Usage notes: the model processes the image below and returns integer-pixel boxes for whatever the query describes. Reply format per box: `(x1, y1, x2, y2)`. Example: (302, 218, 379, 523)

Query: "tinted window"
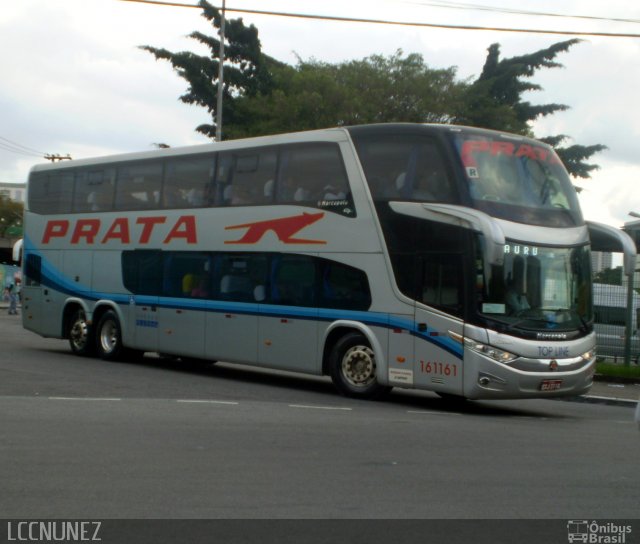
(376, 205, 471, 319)
(321, 260, 371, 310)
(162, 252, 212, 298)
(115, 162, 162, 210)
(354, 134, 456, 203)
(453, 133, 583, 227)
(120, 251, 372, 312)
(276, 143, 353, 215)
(122, 250, 162, 296)
(24, 254, 41, 286)
(420, 254, 463, 314)
(270, 255, 317, 307)
(219, 148, 277, 206)
(28, 172, 74, 215)
(217, 253, 268, 302)
(74, 169, 116, 213)
(163, 156, 215, 208)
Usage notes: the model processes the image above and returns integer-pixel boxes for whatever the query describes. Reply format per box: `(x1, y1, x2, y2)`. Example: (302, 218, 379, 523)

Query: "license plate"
(540, 379, 563, 391)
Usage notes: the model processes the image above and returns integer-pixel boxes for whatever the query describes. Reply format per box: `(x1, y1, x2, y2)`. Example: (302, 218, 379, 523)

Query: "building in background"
(623, 217, 640, 291)
(591, 251, 613, 275)
(0, 182, 26, 203)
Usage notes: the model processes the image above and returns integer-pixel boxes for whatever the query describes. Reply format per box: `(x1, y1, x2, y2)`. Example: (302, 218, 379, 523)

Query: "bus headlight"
(580, 350, 595, 362)
(464, 338, 517, 363)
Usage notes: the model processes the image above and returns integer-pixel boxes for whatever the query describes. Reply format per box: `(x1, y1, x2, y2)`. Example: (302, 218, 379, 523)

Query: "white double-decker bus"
(22, 124, 636, 400)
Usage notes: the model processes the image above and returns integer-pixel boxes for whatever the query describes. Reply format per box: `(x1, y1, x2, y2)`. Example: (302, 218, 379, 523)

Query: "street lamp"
(629, 211, 640, 219)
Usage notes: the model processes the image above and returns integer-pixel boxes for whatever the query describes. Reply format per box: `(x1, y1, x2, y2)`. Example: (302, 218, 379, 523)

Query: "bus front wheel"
(96, 310, 125, 361)
(329, 332, 390, 400)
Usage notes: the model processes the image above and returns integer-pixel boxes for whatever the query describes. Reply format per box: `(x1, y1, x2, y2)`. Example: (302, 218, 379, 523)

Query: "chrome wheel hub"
(342, 345, 376, 387)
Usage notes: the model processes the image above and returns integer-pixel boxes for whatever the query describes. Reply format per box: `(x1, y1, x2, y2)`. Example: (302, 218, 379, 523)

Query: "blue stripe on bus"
(22, 242, 463, 359)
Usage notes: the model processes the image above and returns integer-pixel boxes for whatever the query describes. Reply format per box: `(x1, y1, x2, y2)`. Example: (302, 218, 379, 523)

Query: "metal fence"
(592, 252, 639, 364)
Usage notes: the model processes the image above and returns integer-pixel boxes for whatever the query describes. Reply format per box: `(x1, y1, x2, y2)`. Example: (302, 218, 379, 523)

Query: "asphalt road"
(1, 312, 638, 520)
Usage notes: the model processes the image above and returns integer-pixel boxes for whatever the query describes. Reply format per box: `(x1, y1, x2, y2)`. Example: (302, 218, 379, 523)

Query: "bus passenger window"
(421, 255, 462, 314)
(74, 169, 115, 213)
(162, 252, 211, 299)
(226, 149, 278, 206)
(353, 134, 456, 204)
(163, 156, 215, 209)
(115, 162, 162, 210)
(28, 173, 73, 215)
(321, 261, 371, 311)
(216, 254, 268, 302)
(270, 256, 317, 307)
(276, 143, 352, 214)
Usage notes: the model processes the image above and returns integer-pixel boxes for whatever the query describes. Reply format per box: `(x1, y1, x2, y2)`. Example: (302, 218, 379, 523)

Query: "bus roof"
(29, 123, 552, 176)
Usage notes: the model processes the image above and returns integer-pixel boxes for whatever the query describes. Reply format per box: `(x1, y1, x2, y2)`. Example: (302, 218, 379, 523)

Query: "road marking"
(288, 404, 352, 411)
(48, 397, 122, 401)
(176, 399, 239, 405)
(407, 410, 462, 416)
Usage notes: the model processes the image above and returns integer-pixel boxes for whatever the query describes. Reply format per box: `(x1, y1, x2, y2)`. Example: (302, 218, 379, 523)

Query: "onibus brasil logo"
(567, 520, 633, 543)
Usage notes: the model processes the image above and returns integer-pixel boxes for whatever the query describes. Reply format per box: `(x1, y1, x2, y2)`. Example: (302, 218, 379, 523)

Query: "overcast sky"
(1, 0, 638, 228)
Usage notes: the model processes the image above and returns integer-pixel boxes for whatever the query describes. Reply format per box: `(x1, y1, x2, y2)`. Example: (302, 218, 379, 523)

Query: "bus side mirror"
(586, 221, 637, 277)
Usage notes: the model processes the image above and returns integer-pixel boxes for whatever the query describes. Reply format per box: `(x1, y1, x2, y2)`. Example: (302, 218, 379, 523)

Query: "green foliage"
(141, 4, 605, 178)
(454, 39, 605, 178)
(594, 267, 623, 286)
(139, 0, 277, 139)
(457, 40, 580, 132)
(595, 362, 640, 379)
(227, 51, 465, 139)
(540, 135, 608, 179)
(0, 196, 23, 238)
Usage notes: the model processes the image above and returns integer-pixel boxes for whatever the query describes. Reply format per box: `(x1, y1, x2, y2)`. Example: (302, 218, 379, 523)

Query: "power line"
(404, 1, 640, 26)
(117, 0, 640, 38)
(0, 136, 45, 158)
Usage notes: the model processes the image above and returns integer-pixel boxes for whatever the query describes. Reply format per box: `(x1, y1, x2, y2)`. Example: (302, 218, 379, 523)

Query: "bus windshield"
(454, 133, 583, 227)
(477, 243, 592, 332)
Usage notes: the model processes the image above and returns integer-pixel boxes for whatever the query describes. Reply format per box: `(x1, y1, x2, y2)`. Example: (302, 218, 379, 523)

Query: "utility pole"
(215, 0, 226, 142)
(44, 154, 72, 162)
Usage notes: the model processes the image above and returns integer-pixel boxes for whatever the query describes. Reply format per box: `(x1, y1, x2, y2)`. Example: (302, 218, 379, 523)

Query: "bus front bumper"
(463, 351, 596, 400)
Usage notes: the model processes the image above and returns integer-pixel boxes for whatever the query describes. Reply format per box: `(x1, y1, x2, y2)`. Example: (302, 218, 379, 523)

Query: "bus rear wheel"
(329, 332, 390, 399)
(96, 310, 126, 361)
(68, 309, 95, 357)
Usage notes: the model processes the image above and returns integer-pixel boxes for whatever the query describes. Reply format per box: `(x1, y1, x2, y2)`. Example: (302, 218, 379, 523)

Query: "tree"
(0, 196, 23, 239)
(594, 267, 623, 286)
(143, 5, 604, 178)
(226, 51, 466, 139)
(140, 0, 277, 140)
(456, 40, 605, 178)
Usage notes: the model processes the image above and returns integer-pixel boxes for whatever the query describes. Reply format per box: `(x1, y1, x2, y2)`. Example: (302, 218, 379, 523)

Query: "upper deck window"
(353, 134, 457, 203)
(28, 142, 354, 217)
(454, 133, 583, 227)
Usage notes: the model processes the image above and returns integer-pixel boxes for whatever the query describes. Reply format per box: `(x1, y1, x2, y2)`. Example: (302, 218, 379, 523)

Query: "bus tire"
(329, 332, 390, 400)
(95, 310, 126, 361)
(68, 309, 96, 357)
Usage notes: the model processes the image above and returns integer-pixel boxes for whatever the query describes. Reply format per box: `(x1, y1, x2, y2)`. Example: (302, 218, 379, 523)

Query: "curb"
(559, 394, 638, 408)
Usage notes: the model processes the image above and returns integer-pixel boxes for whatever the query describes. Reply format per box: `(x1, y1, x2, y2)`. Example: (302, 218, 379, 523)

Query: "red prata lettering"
(163, 215, 197, 244)
(462, 139, 562, 165)
(41, 215, 197, 245)
(101, 217, 131, 244)
(71, 219, 101, 244)
(136, 216, 167, 244)
(42, 220, 69, 243)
